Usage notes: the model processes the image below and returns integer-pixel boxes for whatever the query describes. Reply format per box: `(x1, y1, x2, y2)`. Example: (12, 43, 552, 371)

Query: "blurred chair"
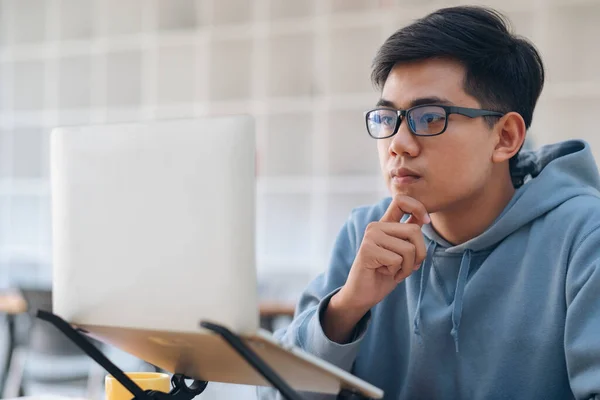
(2, 286, 104, 399)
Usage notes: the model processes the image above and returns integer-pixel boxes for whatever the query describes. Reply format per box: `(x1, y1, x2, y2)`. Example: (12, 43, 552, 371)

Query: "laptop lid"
(51, 116, 259, 335)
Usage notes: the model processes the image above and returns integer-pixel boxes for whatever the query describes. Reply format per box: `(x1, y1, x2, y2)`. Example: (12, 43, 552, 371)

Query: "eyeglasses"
(365, 104, 504, 139)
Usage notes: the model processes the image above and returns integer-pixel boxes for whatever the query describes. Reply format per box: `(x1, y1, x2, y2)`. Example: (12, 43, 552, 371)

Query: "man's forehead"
(376, 96, 454, 109)
(381, 60, 468, 108)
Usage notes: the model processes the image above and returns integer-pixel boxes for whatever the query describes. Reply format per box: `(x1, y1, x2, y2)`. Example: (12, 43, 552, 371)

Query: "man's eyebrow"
(375, 99, 396, 108)
(375, 97, 454, 109)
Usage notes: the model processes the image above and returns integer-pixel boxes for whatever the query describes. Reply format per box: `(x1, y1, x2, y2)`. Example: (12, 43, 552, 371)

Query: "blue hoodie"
(258, 140, 600, 400)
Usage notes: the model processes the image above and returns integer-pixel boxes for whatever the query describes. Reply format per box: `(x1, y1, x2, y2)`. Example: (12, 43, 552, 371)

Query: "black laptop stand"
(35, 310, 373, 400)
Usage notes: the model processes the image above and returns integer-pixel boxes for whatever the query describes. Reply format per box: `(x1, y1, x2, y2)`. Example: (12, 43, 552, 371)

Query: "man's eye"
(381, 116, 395, 126)
(421, 113, 445, 124)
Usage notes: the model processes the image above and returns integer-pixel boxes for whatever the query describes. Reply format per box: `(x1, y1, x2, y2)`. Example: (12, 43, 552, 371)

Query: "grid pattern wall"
(0, 0, 599, 291)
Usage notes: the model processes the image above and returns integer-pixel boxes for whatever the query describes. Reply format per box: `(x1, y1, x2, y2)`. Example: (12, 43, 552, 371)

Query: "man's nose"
(388, 122, 420, 158)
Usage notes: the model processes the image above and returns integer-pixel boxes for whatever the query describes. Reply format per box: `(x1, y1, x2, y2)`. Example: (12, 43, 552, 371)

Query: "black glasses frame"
(365, 104, 505, 139)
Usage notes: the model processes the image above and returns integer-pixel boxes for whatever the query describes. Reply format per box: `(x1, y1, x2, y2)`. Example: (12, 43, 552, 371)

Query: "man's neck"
(429, 174, 516, 246)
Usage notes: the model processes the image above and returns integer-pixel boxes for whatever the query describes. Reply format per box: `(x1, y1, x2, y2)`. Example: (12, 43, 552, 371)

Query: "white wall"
(0, 0, 598, 293)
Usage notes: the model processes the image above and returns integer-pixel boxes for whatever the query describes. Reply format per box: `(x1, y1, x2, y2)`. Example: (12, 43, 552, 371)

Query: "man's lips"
(390, 168, 421, 185)
(392, 175, 420, 184)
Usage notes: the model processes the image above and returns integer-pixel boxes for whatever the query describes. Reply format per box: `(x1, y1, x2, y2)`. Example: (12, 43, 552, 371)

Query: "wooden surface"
(0, 292, 27, 315)
(0, 291, 295, 318)
(258, 301, 296, 317)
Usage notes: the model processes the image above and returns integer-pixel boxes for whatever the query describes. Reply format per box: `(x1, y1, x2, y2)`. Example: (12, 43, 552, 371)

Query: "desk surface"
(0, 291, 295, 318)
(257, 301, 296, 317)
(0, 292, 27, 315)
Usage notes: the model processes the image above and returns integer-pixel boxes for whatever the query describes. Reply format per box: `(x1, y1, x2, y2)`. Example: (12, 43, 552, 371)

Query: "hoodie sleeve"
(256, 212, 372, 400)
(564, 226, 600, 400)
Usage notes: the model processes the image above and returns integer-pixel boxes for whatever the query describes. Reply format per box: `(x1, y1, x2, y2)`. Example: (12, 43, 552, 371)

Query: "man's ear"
(492, 112, 527, 163)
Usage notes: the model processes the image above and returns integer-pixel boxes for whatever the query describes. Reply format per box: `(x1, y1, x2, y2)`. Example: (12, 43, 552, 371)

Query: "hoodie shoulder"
(551, 194, 600, 242)
(551, 193, 600, 219)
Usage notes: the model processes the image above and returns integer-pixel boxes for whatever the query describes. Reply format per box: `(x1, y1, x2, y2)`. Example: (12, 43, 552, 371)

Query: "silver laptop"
(50, 116, 383, 399)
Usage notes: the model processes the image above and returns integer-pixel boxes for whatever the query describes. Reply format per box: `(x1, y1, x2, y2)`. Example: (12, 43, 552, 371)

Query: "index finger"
(380, 195, 430, 226)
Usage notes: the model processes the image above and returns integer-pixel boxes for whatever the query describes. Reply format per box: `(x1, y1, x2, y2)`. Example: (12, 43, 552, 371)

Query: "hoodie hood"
(415, 139, 600, 351)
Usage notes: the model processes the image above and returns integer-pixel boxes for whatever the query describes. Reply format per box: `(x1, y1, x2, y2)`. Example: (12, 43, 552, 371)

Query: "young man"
(260, 6, 600, 400)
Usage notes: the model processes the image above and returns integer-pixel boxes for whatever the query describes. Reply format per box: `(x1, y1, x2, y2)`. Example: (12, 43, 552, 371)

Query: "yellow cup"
(105, 372, 171, 400)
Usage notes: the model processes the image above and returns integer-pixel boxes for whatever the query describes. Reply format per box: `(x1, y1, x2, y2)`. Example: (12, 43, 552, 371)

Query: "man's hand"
(323, 195, 429, 343)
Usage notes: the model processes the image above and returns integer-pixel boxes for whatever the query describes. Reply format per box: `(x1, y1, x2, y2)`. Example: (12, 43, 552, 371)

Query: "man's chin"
(389, 186, 417, 199)
(388, 187, 432, 211)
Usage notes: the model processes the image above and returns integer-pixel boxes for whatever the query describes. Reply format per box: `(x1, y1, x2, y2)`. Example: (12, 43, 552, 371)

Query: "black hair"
(371, 6, 545, 131)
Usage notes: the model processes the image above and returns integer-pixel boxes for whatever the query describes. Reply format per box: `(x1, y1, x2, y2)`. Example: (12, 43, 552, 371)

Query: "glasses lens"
(407, 106, 447, 135)
(366, 109, 398, 138)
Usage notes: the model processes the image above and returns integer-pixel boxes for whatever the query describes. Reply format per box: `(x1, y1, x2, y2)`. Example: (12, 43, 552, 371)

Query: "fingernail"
(424, 213, 431, 224)
(415, 263, 421, 270)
